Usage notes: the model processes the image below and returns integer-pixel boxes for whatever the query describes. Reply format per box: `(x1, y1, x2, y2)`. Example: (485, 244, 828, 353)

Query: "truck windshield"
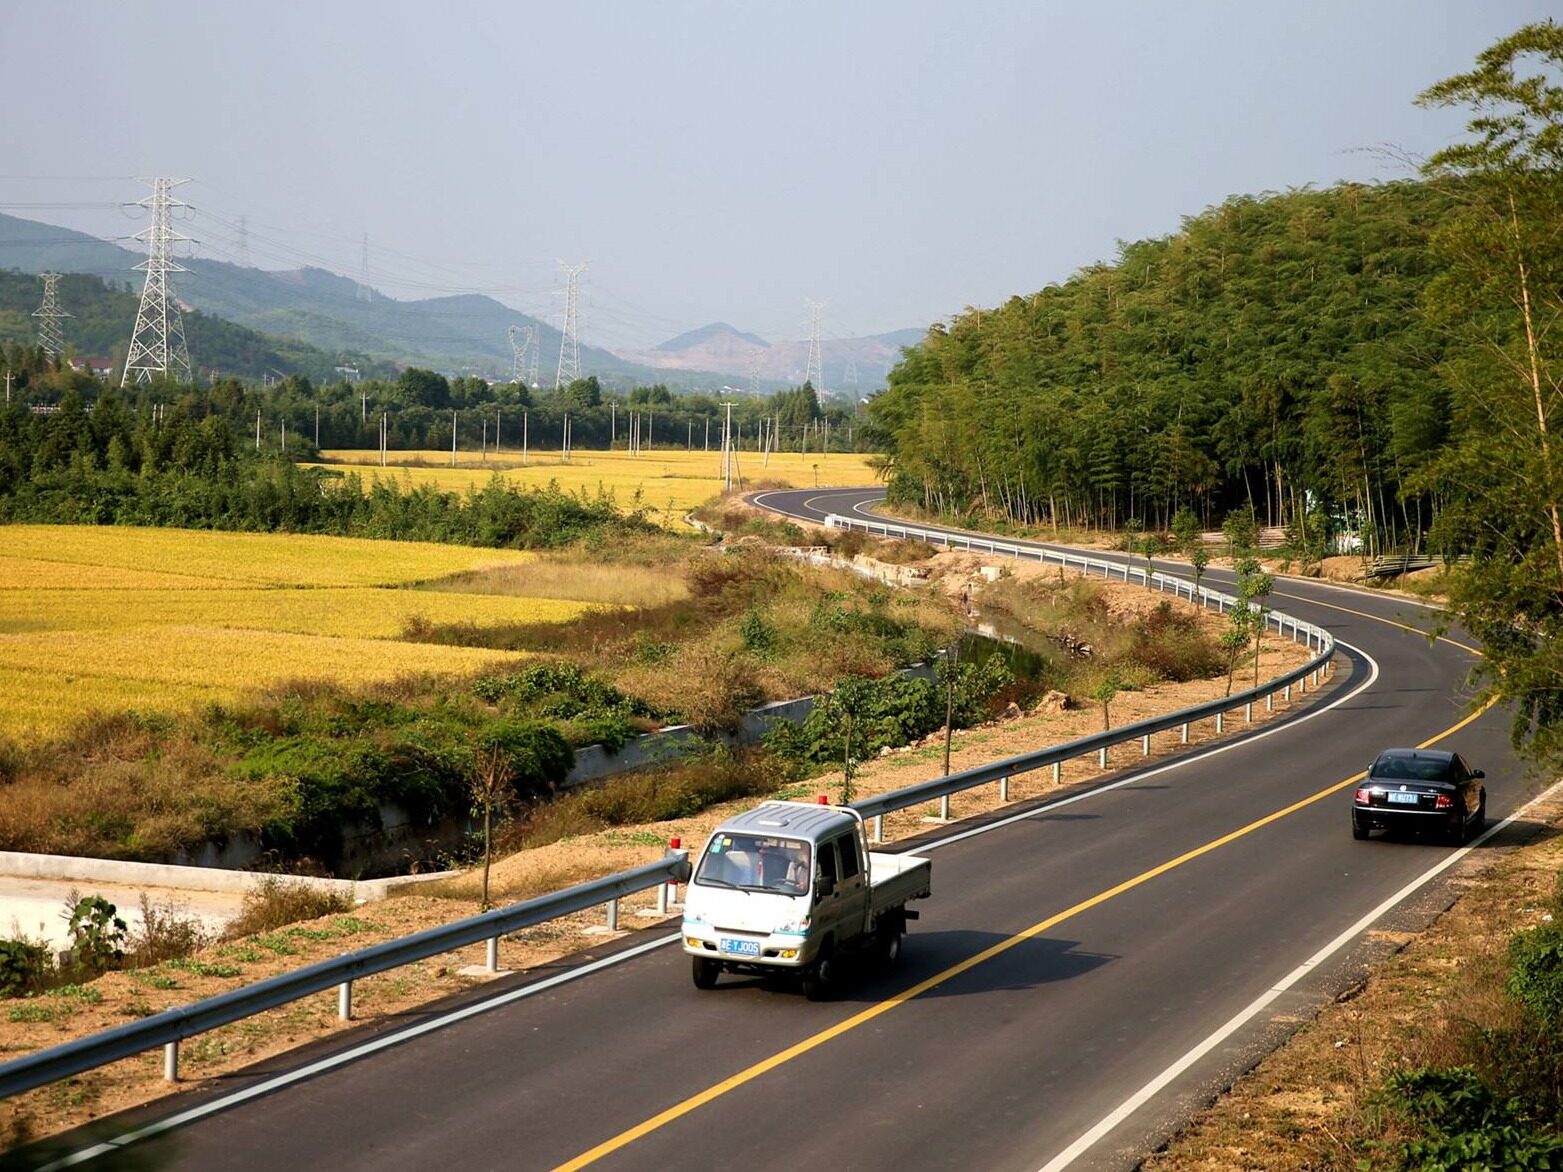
(695, 833, 811, 894)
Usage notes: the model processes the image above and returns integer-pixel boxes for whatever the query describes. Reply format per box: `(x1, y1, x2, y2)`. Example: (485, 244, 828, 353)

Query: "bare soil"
(0, 560, 1317, 1152)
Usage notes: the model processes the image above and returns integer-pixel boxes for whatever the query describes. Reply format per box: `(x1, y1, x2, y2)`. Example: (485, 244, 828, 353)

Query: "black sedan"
(1352, 749, 1486, 843)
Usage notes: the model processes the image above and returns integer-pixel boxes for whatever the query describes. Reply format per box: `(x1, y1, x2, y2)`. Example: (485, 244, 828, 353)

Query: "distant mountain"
(0, 269, 394, 384)
(0, 213, 715, 388)
(656, 322, 769, 352)
(622, 321, 925, 395)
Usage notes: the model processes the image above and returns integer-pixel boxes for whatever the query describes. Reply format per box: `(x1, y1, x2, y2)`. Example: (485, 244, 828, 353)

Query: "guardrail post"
(1180, 722, 1189, 744)
(1266, 691, 1274, 712)
(1215, 712, 1224, 734)
(872, 814, 884, 843)
(939, 794, 951, 821)
(999, 772, 1010, 801)
(1244, 702, 1252, 723)
(1284, 683, 1291, 702)
(338, 980, 352, 1020)
(606, 898, 619, 932)
(1052, 761, 1061, 784)
(1097, 746, 1107, 768)
(486, 936, 499, 974)
(1141, 734, 1150, 756)
(163, 1041, 178, 1083)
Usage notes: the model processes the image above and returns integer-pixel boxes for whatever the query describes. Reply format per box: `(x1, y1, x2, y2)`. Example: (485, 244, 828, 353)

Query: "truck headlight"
(775, 916, 811, 935)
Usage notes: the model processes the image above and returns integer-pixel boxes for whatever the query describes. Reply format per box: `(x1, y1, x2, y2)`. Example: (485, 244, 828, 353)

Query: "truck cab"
(681, 800, 931, 999)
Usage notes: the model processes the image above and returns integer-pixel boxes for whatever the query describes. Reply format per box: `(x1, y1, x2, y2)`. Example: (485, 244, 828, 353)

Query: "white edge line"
(36, 933, 682, 1171)
(1035, 776, 1563, 1172)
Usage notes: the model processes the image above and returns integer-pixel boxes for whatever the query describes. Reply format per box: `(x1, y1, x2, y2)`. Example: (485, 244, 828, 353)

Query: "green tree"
(1419, 20, 1563, 763)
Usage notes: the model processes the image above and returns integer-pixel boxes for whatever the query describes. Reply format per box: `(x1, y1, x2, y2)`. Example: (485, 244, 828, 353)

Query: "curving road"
(14, 489, 1548, 1172)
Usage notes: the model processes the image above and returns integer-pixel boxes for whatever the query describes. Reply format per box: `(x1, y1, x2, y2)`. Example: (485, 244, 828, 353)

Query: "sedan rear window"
(1373, 756, 1451, 782)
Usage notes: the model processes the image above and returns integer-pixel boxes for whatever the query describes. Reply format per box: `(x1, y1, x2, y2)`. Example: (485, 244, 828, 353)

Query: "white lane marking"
(35, 934, 682, 1171)
(918, 640, 1379, 853)
(1034, 777, 1563, 1172)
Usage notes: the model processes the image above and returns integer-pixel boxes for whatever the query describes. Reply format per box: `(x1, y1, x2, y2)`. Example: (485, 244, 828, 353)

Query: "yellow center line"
(1271, 590, 1482, 657)
(555, 694, 1499, 1171)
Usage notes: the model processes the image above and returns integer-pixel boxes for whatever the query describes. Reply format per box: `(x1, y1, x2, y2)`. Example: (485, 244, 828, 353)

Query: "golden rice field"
(0, 526, 601, 739)
(314, 447, 883, 525)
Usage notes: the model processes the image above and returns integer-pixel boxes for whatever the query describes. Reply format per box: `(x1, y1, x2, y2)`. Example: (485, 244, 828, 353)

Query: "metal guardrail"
(0, 852, 690, 1101)
(823, 512, 1337, 837)
(0, 514, 1338, 1106)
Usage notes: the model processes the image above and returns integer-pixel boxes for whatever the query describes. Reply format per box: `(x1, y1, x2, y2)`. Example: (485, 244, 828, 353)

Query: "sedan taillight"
(1355, 788, 1372, 803)
(1435, 795, 1454, 810)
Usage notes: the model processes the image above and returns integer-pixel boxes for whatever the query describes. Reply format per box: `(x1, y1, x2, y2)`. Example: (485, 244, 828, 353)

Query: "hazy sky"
(2, 1, 1553, 350)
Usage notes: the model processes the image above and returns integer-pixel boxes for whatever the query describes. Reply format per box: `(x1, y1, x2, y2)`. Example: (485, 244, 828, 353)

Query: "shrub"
(66, 895, 127, 977)
(0, 940, 53, 998)
(224, 877, 354, 939)
(127, 894, 210, 967)
(1508, 921, 1563, 1030)
(1375, 1066, 1563, 1170)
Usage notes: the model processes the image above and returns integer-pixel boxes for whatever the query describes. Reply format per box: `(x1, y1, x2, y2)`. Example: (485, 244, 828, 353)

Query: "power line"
(122, 178, 193, 387)
(32, 272, 71, 358)
(358, 232, 371, 302)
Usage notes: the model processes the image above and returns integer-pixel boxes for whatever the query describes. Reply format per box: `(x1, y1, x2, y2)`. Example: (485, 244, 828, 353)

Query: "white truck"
(681, 800, 932, 999)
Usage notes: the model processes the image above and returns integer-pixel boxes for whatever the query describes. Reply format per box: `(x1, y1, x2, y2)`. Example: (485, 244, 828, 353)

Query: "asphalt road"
(13, 489, 1548, 1172)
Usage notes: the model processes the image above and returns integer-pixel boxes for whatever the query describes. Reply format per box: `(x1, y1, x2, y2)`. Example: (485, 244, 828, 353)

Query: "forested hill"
(0, 270, 392, 384)
(869, 180, 1456, 545)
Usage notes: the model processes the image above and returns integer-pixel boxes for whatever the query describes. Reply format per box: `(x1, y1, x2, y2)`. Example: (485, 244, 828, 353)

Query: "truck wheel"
(692, 957, 720, 990)
(877, 925, 903, 968)
(803, 943, 838, 1001)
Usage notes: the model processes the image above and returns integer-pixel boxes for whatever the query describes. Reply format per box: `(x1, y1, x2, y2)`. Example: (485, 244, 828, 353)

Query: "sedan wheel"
(1351, 813, 1369, 841)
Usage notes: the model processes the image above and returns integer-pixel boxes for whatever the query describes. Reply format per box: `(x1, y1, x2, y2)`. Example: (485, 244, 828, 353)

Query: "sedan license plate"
(720, 938, 761, 958)
(1387, 791, 1421, 805)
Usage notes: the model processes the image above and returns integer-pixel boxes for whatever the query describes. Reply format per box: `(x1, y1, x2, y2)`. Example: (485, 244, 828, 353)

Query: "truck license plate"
(720, 938, 760, 957)
(1387, 792, 1420, 805)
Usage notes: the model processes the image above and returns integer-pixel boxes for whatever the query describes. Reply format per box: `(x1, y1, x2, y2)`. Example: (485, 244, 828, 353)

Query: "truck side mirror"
(1472, 769, 1485, 779)
(816, 876, 835, 900)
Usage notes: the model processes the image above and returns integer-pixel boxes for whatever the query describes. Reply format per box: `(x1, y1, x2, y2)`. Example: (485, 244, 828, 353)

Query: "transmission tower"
(747, 350, 762, 397)
(554, 261, 586, 390)
(32, 273, 71, 359)
(357, 233, 372, 302)
(507, 324, 536, 383)
(803, 298, 825, 392)
(122, 177, 193, 386)
(843, 360, 860, 400)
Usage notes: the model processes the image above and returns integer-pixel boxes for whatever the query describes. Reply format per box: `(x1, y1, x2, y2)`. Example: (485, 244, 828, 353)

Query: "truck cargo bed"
(867, 851, 931, 914)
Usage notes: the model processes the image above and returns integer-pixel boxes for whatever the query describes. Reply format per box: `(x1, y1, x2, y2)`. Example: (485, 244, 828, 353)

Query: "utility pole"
(32, 273, 71, 359)
(122, 178, 193, 386)
(803, 298, 826, 394)
(4, 371, 12, 404)
(361, 391, 367, 423)
(687, 419, 692, 451)
(704, 416, 710, 452)
(451, 410, 458, 466)
(315, 404, 320, 447)
(358, 233, 372, 302)
(554, 261, 586, 390)
(255, 409, 261, 451)
(522, 409, 528, 465)
(721, 401, 736, 492)
(610, 402, 616, 448)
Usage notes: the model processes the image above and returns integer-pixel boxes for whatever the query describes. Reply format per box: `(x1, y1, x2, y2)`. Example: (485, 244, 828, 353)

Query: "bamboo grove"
(868, 179, 1457, 552)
